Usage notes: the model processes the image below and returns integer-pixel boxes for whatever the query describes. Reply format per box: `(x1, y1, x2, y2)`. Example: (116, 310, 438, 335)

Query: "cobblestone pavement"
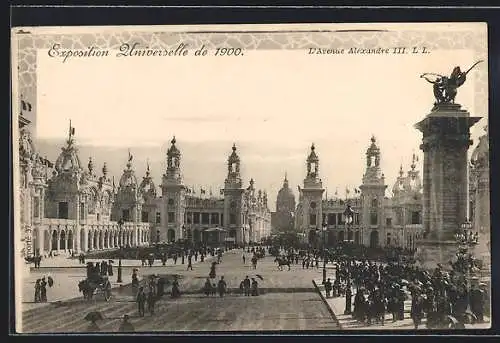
(19, 251, 339, 332)
(21, 292, 336, 333)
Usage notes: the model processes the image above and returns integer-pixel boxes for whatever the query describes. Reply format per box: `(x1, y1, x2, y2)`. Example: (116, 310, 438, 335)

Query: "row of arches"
(31, 227, 150, 255)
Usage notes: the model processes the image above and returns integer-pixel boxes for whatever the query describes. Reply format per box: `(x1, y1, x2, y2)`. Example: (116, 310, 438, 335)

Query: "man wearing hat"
(136, 287, 147, 317)
(470, 283, 485, 323)
(410, 287, 424, 329)
(107, 260, 114, 276)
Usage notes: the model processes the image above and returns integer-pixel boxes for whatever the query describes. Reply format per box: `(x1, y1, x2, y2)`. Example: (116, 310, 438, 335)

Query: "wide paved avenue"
(20, 250, 339, 332)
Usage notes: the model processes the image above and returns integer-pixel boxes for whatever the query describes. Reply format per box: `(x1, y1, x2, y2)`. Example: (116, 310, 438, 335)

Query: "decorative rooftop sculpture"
(420, 60, 483, 105)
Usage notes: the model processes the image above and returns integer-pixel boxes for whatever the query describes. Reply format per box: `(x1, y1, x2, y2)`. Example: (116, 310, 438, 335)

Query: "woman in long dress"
(34, 279, 41, 303)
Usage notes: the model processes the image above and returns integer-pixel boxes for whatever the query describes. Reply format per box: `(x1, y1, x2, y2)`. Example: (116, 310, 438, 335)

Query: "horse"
(78, 280, 94, 300)
(274, 257, 291, 271)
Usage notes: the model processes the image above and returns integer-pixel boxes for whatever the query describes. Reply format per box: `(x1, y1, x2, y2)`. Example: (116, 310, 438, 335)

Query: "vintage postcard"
(11, 22, 490, 333)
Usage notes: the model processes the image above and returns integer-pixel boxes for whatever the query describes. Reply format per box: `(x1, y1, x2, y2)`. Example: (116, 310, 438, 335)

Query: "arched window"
(371, 198, 378, 208)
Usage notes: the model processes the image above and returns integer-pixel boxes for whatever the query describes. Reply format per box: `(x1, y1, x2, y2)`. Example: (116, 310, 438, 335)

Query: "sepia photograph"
(11, 22, 490, 333)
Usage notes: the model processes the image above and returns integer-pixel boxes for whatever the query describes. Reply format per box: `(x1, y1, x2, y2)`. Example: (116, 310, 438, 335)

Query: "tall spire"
(67, 119, 76, 145)
(88, 157, 94, 174)
(127, 149, 133, 169)
(411, 152, 418, 171)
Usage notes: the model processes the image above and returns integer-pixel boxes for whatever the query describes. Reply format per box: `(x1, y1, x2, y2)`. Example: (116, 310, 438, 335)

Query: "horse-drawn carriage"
(78, 275, 112, 301)
(254, 250, 265, 259)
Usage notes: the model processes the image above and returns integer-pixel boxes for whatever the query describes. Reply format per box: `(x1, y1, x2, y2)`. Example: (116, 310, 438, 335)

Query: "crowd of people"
(85, 260, 114, 280)
(323, 258, 488, 329)
(33, 276, 53, 303)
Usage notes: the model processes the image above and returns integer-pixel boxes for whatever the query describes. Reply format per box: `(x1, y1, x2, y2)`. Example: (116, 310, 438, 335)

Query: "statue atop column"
(420, 60, 483, 105)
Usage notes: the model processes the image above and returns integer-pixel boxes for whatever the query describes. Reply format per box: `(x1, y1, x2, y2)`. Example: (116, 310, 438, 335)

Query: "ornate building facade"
(19, 120, 151, 258)
(141, 140, 272, 245)
(469, 125, 490, 270)
(18, 123, 272, 258)
(295, 137, 424, 250)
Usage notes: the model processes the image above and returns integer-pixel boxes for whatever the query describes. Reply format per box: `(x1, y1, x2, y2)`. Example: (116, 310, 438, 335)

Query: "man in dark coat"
(470, 284, 485, 323)
(136, 287, 146, 317)
(40, 277, 47, 302)
(217, 276, 227, 298)
(243, 276, 251, 296)
(345, 282, 352, 315)
(147, 290, 156, 315)
(107, 261, 114, 276)
(324, 278, 333, 298)
(157, 277, 165, 297)
(411, 291, 424, 329)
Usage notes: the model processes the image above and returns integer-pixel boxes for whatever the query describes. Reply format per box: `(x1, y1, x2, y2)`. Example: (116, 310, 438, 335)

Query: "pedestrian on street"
(136, 287, 146, 317)
(157, 277, 165, 297)
(411, 291, 424, 329)
(470, 284, 485, 323)
(40, 277, 47, 302)
(251, 278, 259, 296)
(242, 254, 246, 264)
(147, 290, 156, 315)
(217, 276, 227, 298)
(34, 279, 41, 303)
(187, 256, 193, 271)
(243, 276, 251, 296)
(344, 282, 352, 315)
(107, 260, 114, 276)
(204, 278, 212, 296)
(118, 314, 135, 332)
(132, 269, 140, 297)
(324, 278, 332, 298)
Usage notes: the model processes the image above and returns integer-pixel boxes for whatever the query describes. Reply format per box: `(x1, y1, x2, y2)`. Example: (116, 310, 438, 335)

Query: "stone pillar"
(74, 227, 80, 253)
(80, 227, 89, 252)
(415, 103, 480, 268)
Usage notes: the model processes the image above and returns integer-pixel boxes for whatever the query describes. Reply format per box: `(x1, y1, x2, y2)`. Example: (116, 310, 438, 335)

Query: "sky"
(32, 46, 487, 211)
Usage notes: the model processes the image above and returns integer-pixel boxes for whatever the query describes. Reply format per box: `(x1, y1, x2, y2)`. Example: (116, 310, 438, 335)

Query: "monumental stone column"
(415, 63, 482, 268)
(415, 103, 480, 268)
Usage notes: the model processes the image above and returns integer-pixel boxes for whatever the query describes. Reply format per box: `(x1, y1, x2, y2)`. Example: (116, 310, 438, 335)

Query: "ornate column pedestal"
(415, 240, 457, 270)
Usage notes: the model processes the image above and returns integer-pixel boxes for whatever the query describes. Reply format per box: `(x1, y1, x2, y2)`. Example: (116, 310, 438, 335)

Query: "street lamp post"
(181, 225, 186, 264)
(117, 218, 124, 283)
(344, 205, 354, 244)
(322, 220, 327, 284)
(453, 219, 480, 324)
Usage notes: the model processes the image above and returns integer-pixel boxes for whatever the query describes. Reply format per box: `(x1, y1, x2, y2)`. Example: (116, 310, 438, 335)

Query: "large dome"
(277, 184, 295, 203)
(276, 174, 295, 212)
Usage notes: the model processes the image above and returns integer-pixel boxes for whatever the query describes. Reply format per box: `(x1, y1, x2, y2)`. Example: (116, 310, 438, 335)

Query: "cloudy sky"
(31, 44, 487, 211)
